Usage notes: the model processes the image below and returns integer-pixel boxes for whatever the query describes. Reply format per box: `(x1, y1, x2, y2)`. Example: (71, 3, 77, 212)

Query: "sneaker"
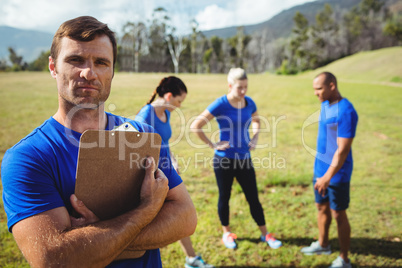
(260, 233, 282, 249)
(328, 256, 351, 268)
(185, 255, 214, 268)
(222, 232, 237, 249)
(301, 240, 332, 255)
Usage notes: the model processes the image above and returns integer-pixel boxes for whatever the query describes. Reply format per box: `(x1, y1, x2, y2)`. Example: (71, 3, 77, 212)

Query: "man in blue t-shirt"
(301, 72, 358, 268)
(1, 16, 196, 268)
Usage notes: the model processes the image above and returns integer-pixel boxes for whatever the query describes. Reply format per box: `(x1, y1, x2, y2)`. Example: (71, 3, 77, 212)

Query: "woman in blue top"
(136, 76, 214, 268)
(191, 68, 282, 250)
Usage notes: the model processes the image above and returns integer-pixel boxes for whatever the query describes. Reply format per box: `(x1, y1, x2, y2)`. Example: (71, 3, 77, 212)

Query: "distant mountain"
(1, 0, 400, 64)
(0, 26, 53, 63)
(200, 0, 361, 39)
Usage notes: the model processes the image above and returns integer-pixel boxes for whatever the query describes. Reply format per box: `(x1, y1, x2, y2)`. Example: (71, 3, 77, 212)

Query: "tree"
(0, 59, 7, 71)
(28, 50, 50, 71)
(148, 7, 186, 73)
(287, 12, 312, 72)
(190, 19, 203, 73)
(384, 15, 402, 43)
(166, 34, 186, 74)
(342, 0, 389, 53)
(8, 47, 27, 71)
(203, 48, 213, 73)
(121, 22, 148, 72)
(147, 7, 171, 71)
(312, 4, 339, 66)
(227, 27, 251, 68)
(210, 36, 224, 72)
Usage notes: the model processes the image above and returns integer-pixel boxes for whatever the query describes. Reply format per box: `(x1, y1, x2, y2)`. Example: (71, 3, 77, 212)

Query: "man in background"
(301, 72, 358, 268)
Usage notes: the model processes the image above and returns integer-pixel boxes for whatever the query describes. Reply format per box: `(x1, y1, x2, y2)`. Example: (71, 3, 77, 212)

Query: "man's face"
(313, 74, 332, 103)
(49, 35, 114, 109)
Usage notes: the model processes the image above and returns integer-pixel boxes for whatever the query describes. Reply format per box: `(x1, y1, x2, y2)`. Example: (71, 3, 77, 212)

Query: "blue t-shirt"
(136, 104, 172, 145)
(1, 112, 182, 268)
(207, 95, 257, 159)
(314, 98, 358, 184)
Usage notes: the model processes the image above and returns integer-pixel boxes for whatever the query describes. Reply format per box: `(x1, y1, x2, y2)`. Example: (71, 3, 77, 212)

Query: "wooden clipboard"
(74, 128, 162, 220)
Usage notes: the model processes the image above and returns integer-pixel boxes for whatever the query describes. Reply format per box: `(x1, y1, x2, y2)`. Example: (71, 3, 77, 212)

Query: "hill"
(299, 46, 402, 85)
(200, 0, 361, 39)
(0, 26, 53, 63)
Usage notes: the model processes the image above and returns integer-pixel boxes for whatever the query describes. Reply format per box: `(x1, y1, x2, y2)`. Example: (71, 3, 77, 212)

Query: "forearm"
(195, 129, 214, 148)
(251, 118, 260, 137)
(16, 161, 169, 268)
(16, 205, 157, 268)
(322, 148, 350, 181)
(125, 185, 197, 250)
(190, 111, 215, 149)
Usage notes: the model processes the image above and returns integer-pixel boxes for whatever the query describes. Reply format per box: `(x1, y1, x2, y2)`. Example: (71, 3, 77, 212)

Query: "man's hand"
(314, 177, 330, 197)
(70, 194, 100, 227)
(139, 157, 169, 218)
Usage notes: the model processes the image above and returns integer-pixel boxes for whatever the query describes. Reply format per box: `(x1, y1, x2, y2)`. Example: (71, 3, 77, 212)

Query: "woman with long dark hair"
(136, 76, 214, 268)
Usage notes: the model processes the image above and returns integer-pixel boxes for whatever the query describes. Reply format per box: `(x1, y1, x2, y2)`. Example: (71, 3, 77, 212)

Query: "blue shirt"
(314, 98, 358, 184)
(1, 112, 182, 268)
(136, 104, 172, 145)
(207, 95, 257, 159)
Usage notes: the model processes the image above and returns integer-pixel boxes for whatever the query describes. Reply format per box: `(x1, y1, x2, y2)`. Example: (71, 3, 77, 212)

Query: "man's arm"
(12, 157, 168, 268)
(125, 182, 197, 250)
(69, 154, 197, 253)
(314, 137, 354, 196)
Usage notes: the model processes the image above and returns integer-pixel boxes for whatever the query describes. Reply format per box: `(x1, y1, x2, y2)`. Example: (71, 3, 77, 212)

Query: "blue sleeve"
(338, 109, 358, 138)
(158, 145, 182, 189)
(247, 96, 257, 114)
(135, 105, 152, 125)
(206, 97, 223, 117)
(1, 146, 65, 232)
(129, 120, 182, 189)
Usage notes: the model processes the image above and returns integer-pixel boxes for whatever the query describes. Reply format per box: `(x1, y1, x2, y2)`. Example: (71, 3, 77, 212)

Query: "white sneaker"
(328, 256, 352, 268)
(185, 255, 214, 268)
(301, 240, 331, 255)
(222, 232, 237, 249)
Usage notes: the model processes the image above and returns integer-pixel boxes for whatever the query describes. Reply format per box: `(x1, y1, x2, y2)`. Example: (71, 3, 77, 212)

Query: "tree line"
(1, 0, 401, 74)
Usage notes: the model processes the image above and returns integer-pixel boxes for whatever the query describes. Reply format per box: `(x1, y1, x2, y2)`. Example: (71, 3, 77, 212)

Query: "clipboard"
(74, 127, 162, 220)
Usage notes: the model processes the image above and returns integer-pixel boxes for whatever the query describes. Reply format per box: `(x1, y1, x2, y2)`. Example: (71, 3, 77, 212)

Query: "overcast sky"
(0, 0, 315, 35)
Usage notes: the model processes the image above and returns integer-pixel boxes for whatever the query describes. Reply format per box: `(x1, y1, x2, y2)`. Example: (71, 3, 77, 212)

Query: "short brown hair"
(50, 16, 117, 68)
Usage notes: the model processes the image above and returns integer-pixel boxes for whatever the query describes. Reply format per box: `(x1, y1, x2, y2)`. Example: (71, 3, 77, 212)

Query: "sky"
(0, 0, 315, 35)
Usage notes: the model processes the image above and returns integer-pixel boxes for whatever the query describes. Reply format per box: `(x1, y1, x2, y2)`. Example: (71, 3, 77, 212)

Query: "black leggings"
(213, 155, 266, 227)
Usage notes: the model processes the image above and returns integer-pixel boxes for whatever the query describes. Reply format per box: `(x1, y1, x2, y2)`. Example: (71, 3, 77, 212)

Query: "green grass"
(0, 48, 401, 267)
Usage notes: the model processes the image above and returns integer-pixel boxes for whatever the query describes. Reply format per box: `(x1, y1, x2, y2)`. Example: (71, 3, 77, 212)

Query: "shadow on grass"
(236, 237, 260, 244)
(283, 237, 401, 259)
(217, 267, 284, 268)
(214, 237, 401, 267)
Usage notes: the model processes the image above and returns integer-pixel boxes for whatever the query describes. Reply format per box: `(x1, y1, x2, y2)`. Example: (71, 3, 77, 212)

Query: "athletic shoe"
(222, 232, 237, 249)
(328, 256, 352, 268)
(185, 255, 214, 268)
(260, 233, 282, 249)
(300, 240, 332, 255)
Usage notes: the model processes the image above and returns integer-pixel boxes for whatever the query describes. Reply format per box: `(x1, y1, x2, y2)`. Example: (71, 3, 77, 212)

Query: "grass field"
(0, 47, 401, 267)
